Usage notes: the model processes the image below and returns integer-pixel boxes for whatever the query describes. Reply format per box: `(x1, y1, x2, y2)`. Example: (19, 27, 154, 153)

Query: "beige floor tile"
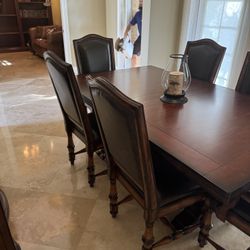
(3, 187, 96, 250)
(17, 241, 65, 250)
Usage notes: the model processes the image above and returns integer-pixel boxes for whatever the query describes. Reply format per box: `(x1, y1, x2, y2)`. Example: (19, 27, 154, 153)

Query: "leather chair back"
(73, 34, 115, 75)
(184, 39, 226, 83)
(236, 52, 250, 94)
(44, 51, 93, 143)
(88, 77, 157, 205)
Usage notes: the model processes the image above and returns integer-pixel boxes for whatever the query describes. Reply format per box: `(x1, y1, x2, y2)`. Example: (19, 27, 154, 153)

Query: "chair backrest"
(43, 51, 93, 143)
(73, 34, 115, 75)
(184, 39, 226, 83)
(235, 52, 250, 94)
(88, 76, 158, 208)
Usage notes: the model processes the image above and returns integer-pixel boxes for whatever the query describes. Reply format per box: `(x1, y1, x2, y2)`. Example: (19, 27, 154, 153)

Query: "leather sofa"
(29, 25, 64, 60)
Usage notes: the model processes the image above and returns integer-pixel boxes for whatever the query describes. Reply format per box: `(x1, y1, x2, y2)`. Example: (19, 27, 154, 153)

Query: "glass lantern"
(160, 54, 191, 104)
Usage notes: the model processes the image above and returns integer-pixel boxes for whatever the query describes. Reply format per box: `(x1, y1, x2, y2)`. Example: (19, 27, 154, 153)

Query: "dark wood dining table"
(77, 65, 250, 208)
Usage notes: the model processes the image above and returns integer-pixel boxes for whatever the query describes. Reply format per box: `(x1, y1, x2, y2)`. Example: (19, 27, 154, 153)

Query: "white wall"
(61, 0, 106, 66)
(147, 0, 183, 69)
(105, 0, 117, 41)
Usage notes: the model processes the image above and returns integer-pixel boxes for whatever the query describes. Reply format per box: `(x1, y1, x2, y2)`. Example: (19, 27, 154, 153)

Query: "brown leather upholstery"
(0, 190, 21, 250)
(88, 76, 204, 249)
(29, 26, 64, 60)
(184, 39, 226, 83)
(73, 34, 115, 75)
(44, 51, 104, 187)
(236, 51, 250, 94)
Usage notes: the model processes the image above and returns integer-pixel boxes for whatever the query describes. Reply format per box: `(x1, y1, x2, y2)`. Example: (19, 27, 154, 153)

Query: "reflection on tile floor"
(0, 52, 249, 249)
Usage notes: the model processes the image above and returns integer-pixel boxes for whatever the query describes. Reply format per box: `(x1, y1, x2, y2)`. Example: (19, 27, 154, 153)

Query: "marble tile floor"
(0, 52, 249, 250)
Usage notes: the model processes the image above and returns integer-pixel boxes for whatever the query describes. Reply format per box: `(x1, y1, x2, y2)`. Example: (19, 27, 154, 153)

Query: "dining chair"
(235, 51, 250, 94)
(198, 192, 250, 250)
(184, 38, 226, 83)
(73, 34, 115, 75)
(88, 76, 205, 250)
(0, 190, 21, 250)
(44, 51, 106, 187)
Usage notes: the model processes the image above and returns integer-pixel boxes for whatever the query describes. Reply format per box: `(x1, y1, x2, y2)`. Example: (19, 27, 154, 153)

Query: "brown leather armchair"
(29, 25, 64, 60)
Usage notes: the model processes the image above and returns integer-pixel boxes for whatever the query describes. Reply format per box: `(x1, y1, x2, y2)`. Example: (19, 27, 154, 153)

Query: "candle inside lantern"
(167, 71, 184, 96)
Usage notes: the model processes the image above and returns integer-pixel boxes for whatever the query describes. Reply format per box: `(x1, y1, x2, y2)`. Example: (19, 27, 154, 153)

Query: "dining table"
(77, 65, 250, 212)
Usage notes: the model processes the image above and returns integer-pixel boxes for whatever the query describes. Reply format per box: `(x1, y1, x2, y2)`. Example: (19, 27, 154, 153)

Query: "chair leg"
(142, 221, 155, 250)
(87, 151, 95, 187)
(198, 198, 213, 247)
(109, 167, 118, 218)
(67, 130, 75, 165)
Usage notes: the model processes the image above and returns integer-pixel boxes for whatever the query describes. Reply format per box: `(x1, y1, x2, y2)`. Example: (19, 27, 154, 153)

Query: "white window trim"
(228, 0, 250, 89)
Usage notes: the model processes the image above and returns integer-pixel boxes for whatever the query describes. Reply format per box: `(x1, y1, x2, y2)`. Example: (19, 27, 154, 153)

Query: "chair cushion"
(150, 143, 201, 207)
(231, 198, 250, 224)
(34, 38, 48, 49)
(41, 25, 56, 39)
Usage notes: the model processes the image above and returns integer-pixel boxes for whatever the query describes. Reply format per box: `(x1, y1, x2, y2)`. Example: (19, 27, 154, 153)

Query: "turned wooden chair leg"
(67, 130, 75, 165)
(198, 198, 213, 247)
(87, 151, 95, 187)
(109, 167, 118, 218)
(142, 221, 155, 250)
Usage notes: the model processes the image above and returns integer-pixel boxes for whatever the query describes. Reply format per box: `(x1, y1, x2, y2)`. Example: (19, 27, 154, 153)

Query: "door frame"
(60, 0, 152, 67)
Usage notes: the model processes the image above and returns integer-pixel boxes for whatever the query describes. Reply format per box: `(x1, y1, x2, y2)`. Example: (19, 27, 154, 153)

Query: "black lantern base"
(160, 90, 188, 104)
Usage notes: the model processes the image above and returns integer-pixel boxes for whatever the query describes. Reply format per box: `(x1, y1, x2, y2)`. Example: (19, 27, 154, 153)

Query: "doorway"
(117, 0, 141, 69)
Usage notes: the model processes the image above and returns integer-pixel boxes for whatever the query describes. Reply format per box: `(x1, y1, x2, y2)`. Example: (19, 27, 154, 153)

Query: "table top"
(77, 66, 250, 204)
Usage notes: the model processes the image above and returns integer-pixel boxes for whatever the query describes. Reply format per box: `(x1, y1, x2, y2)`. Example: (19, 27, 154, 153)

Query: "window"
(195, 0, 245, 86)
(180, 0, 250, 88)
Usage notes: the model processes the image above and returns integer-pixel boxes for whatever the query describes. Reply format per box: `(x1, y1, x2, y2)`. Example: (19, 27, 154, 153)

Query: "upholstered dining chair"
(235, 51, 250, 94)
(199, 192, 250, 250)
(73, 34, 115, 75)
(184, 39, 226, 83)
(44, 51, 105, 187)
(0, 190, 21, 250)
(88, 76, 205, 250)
